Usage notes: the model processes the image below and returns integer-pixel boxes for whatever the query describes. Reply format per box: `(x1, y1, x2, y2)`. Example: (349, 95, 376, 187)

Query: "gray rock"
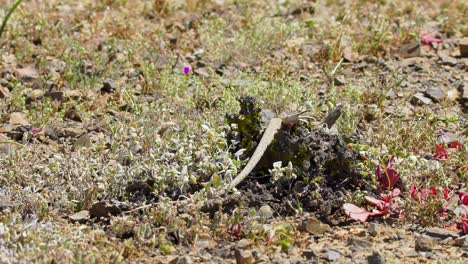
(237, 239, 253, 249)
(169, 256, 192, 264)
(9, 112, 30, 126)
(454, 235, 467, 247)
(15, 66, 39, 82)
(258, 205, 274, 219)
(333, 76, 346, 86)
(44, 91, 64, 102)
(459, 37, 468, 57)
(399, 41, 421, 58)
(453, 205, 468, 217)
(0, 134, 16, 155)
(411, 93, 432, 105)
(195, 239, 217, 250)
(439, 53, 457, 66)
(405, 249, 420, 258)
(302, 249, 319, 260)
(101, 80, 116, 94)
(194, 68, 210, 78)
(235, 249, 254, 264)
(424, 88, 445, 102)
(348, 237, 373, 251)
(424, 227, 460, 239)
(89, 200, 129, 219)
(415, 236, 433, 251)
(69, 210, 90, 223)
(419, 251, 434, 259)
(367, 252, 385, 264)
(0, 86, 10, 98)
(460, 83, 468, 102)
(299, 216, 330, 235)
(322, 248, 341, 261)
(400, 57, 424, 67)
(368, 223, 381, 237)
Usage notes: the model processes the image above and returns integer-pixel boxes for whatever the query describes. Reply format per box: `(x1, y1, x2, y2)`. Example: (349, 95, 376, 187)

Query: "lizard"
(227, 106, 342, 191)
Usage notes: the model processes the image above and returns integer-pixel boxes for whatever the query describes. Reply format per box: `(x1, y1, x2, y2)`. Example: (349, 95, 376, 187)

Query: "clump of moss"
(226, 96, 263, 157)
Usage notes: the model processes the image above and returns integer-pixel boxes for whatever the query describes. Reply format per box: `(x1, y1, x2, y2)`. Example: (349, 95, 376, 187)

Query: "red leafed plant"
(448, 140, 463, 150)
(433, 141, 463, 160)
(227, 223, 242, 240)
(462, 214, 468, 234)
(344, 156, 402, 222)
(434, 144, 449, 160)
(459, 191, 468, 206)
(420, 32, 442, 46)
(410, 184, 442, 203)
(376, 156, 400, 190)
(343, 188, 401, 222)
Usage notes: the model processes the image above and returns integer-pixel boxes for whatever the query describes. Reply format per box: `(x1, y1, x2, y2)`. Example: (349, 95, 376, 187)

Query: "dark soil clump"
(221, 96, 372, 224)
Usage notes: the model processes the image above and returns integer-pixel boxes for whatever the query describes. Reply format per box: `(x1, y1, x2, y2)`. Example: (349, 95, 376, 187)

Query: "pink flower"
(183, 66, 190, 74)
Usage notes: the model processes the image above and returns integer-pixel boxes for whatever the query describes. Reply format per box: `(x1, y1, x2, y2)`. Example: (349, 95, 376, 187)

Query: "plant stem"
(0, 0, 24, 40)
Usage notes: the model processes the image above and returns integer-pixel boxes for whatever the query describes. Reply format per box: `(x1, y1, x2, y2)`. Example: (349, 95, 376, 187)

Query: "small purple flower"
(184, 66, 190, 74)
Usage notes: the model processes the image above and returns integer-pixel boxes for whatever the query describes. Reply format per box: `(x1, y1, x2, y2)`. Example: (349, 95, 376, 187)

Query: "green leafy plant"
(0, 0, 23, 40)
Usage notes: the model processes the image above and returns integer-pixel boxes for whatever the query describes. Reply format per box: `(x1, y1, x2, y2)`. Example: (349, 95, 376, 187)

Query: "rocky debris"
(424, 227, 460, 240)
(298, 216, 330, 235)
(460, 37, 468, 57)
(226, 96, 368, 221)
(411, 93, 432, 105)
(89, 200, 129, 219)
(125, 180, 155, 202)
(415, 236, 434, 252)
(424, 88, 445, 102)
(15, 66, 39, 82)
(69, 210, 90, 223)
(235, 249, 254, 264)
(399, 41, 421, 58)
